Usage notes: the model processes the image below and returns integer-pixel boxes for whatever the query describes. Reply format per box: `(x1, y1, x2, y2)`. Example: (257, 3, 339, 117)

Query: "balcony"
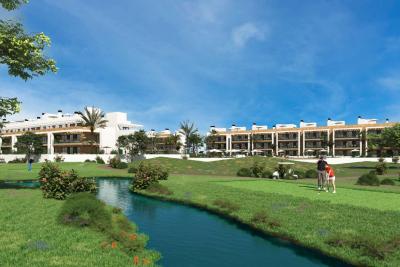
(252, 134, 273, 141)
(278, 134, 298, 140)
(232, 135, 249, 142)
(334, 130, 360, 139)
(304, 132, 327, 140)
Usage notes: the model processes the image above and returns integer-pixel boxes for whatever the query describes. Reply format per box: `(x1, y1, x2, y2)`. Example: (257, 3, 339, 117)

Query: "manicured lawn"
(138, 174, 400, 267)
(0, 162, 128, 180)
(0, 188, 158, 267)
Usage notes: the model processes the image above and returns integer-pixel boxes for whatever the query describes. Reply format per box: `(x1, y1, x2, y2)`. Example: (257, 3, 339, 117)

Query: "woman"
(325, 164, 336, 193)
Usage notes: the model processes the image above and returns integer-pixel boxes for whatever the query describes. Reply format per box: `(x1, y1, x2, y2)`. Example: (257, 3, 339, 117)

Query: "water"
(96, 179, 350, 267)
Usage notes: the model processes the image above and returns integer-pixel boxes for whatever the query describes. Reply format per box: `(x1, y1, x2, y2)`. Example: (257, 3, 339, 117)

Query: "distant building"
(0, 109, 142, 154)
(206, 117, 398, 157)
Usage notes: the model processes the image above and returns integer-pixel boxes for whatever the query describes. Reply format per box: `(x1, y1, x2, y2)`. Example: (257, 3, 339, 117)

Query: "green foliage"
(250, 210, 281, 228)
(356, 172, 380, 186)
(117, 130, 149, 161)
(261, 170, 273, 178)
(179, 120, 199, 154)
(127, 166, 137, 173)
(392, 156, 399, 164)
(8, 157, 24, 163)
(378, 157, 385, 163)
(14, 131, 44, 158)
(85, 159, 95, 163)
(95, 156, 105, 164)
(54, 155, 64, 162)
(294, 169, 305, 179)
(58, 192, 112, 230)
(212, 198, 239, 213)
(380, 178, 395, 186)
(276, 164, 289, 179)
(109, 156, 128, 169)
(381, 124, 400, 150)
(0, 0, 27, 11)
(131, 162, 169, 190)
(236, 167, 252, 177)
(250, 161, 265, 177)
(39, 162, 96, 200)
(0, 21, 57, 80)
(0, 97, 20, 128)
(79, 106, 107, 133)
(375, 162, 387, 175)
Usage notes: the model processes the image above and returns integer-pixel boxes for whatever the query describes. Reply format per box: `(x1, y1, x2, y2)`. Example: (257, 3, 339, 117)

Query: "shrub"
(375, 162, 387, 175)
(84, 159, 93, 163)
(8, 158, 25, 163)
(109, 156, 128, 169)
(392, 156, 399, 164)
(39, 162, 96, 200)
(128, 166, 137, 174)
(294, 170, 305, 179)
(305, 169, 318, 178)
(276, 164, 290, 179)
(54, 155, 64, 162)
(356, 172, 380, 186)
(146, 183, 173, 195)
(95, 156, 105, 164)
(380, 178, 395, 186)
(131, 162, 169, 190)
(251, 211, 268, 224)
(58, 193, 112, 231)
(378, 157, 385, 163)
(250, 161, 265, 177)
(212, 198, 239, 213)
(236, 167, 252, 177)
(261, 170, 272, 178)
(110, 149, 118, 154)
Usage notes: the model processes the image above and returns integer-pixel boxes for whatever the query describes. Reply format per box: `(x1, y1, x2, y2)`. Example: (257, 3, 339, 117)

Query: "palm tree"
(179, 120, 198, 155)
(80, 106, 108, 153)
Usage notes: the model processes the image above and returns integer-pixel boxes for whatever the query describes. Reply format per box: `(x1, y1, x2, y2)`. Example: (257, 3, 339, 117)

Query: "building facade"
(0, 109, 142, 154)
(206, 117, 398, 157)
(145, 129, 185, 154)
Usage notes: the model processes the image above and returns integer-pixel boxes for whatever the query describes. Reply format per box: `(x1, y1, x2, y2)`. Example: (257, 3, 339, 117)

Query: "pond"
(96, 178, 350, 267)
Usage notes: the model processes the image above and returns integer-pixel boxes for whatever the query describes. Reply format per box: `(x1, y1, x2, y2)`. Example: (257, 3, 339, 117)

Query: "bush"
(250, 161, 265, 177)
(294, 170, 305, 179)
(54, 155, 64, 162)
(85, 159, 95, 163)
(95, 156, 105, 164)
(8, 158, 25, 163)
(305, 169, 318, 178)
(356, 172, 380, 186)
(128, 166, 137, 174)
(381, 178, 395, 186)
(110, 149, 118, 154)
(131, 162, 169, 190)
(39, 162, 96, 200)
(392, 156, 399, 164)
(276, 164, 290, 179)
(375, 162, 387, 175)
(236, 167, 252, 177)
(109, 156, 128, 169)
(378, 157, 385, 163)
(58, 192, 112, 231)
(261, 170, 273, 178)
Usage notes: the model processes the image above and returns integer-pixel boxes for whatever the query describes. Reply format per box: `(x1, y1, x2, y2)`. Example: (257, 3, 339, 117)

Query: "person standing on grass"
(325, 164, 336, 193)
(317, 156, 327, 190)
(28, 158, 34, 172)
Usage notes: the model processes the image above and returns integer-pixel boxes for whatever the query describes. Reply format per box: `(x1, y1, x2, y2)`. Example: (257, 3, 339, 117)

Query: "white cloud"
(231, 22, 266, 48)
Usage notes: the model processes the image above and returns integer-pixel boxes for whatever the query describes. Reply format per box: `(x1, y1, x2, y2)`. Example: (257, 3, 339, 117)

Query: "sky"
(1, 0, 400, 132)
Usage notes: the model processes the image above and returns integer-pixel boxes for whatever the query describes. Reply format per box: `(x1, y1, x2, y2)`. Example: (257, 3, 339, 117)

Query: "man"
(316, 156, 327, 190)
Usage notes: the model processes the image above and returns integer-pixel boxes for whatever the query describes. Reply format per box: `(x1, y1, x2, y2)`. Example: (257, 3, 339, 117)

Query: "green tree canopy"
(179, 120, 198, 154)
(14, 131, 44, 158)
(117, 130, 149, 162)
(0, 96, 20, 128)
(381, 124, 400, 149)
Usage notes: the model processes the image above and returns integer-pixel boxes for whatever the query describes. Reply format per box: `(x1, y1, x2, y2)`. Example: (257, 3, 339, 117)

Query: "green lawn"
(138, 174, 400, 267)
(0, 189, 158, 267)
(0, 162, 128, 180)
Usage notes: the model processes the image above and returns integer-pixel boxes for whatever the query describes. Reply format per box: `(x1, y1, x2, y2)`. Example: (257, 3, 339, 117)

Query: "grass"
(136, 174, 400, 266)
(0, 188, 159, 267)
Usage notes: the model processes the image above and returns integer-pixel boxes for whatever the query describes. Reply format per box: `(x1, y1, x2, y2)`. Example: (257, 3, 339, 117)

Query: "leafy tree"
(116, 130, 149, 162)
(381, 124, 400, 155)
(164, 134, 181, 153)
(367, 133, 384, 156)
(14, 131, 43, 159)
(0, 97, 20, 129)
(188, 133, 203, 154)
(179, 120, 198, 154)
(205, 130, 217, 151)
(80, 107, 108, 153)
(0, 0, 57, 127)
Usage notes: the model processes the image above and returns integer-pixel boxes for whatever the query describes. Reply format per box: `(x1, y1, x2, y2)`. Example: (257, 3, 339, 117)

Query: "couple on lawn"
(317, 156, 336, 193)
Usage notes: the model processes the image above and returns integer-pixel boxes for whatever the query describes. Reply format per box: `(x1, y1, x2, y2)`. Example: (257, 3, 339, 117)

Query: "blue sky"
(1, 0, 400, 132)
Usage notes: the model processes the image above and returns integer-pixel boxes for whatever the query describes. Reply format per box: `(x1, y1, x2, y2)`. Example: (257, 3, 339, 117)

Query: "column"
(0, 136, 2, 154)
(275, 133, 279, 156)
(359, 129, 362, 157)
(11, 135, 17, 153)
(332, 130, 335, 157)
(298, 132, 301, 157)
(248, 134, 251, 155)
(47, 133, 54, 154)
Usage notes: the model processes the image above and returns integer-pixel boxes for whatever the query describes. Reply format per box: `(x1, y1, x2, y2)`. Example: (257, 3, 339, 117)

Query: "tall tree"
(165, 134, 182, 153)
(80, 107, 108, 153)
(0, 0, 57, 127)
(188, 133, 203, 154)
(14, 131, 43, 159)
(116, 130, 149, 162)
(179, 120, 198, 154)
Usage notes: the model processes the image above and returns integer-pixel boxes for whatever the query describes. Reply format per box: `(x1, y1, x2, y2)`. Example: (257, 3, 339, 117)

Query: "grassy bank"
(136, 175, 400, 267)
(0, 189, 159, 267)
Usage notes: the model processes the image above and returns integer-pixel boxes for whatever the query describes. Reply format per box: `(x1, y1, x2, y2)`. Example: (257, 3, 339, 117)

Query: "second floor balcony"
(334, 130, 360, 139)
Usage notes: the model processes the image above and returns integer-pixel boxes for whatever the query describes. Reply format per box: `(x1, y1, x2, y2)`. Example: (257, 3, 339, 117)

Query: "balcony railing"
(278, 134, 298, 140)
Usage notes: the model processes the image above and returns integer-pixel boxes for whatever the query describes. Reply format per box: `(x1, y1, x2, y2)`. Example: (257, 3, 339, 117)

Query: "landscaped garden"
(1, 156, 400, 266)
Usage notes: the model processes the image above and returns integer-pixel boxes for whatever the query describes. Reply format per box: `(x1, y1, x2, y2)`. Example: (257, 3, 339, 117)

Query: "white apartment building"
(0, 109, 143, 155)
